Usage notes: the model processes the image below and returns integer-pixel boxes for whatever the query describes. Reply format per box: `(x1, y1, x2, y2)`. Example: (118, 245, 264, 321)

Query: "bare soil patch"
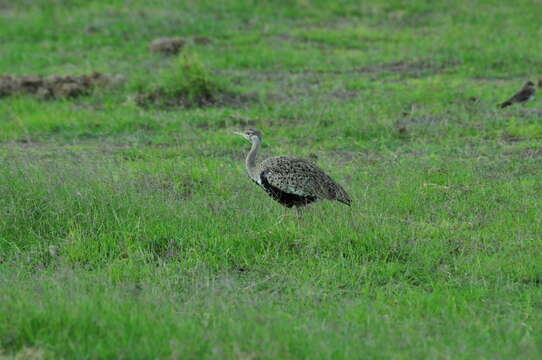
(501, 133, 522, 143)
(403, 115, 449, 126)
(135, 88, 255, 109)
(503, 147, 542, 159)
(352, 59, 461, 75)
(227, 58, 458, 88)
(0, 72, 125, 100)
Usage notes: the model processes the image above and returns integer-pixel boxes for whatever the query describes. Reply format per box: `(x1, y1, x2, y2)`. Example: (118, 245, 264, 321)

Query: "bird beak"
(232, 130, 244, 136)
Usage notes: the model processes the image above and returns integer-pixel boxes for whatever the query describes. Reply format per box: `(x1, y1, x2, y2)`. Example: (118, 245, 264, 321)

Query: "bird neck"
(246, 138, 261, 182)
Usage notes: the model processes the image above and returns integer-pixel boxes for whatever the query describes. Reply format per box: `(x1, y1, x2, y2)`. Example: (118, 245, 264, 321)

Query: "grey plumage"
(234, 129, 351, 208)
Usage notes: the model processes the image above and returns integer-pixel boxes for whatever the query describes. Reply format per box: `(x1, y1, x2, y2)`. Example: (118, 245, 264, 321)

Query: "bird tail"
(500, 100, 512, 108)
(337, 197, 351, 206)
(334, 187, 352, 206)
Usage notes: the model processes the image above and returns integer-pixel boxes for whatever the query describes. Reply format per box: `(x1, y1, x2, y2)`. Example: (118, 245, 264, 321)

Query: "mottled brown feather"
(257, 156, 351, 206)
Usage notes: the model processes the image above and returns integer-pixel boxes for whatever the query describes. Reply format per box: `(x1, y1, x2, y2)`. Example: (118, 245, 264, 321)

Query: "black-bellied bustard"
(233, 129, 351, 211)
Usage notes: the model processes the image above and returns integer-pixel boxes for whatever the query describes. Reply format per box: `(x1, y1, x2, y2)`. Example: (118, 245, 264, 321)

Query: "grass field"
(2, 0, 542, 358)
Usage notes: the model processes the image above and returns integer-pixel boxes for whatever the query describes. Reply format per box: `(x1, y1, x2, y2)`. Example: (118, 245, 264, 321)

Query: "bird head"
(525, 81, 535, 88)
(233, 128, 262, 143)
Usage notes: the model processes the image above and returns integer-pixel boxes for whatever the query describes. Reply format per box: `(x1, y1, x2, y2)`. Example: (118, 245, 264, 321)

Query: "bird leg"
(278, 206, 289, 224)
(273, 206, 290, 225)
(294, 206, 304, 220)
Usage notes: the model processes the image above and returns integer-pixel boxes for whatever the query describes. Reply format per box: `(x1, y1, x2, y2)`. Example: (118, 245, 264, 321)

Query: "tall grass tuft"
(135, 50, 250, 108)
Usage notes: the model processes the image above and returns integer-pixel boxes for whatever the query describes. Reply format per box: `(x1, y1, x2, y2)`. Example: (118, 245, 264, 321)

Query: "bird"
(499, 81, 536, 108)
(233, 129, 351, 209)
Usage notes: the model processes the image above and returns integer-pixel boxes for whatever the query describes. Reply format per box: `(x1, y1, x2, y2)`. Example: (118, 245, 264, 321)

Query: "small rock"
(149, 37, 186, 55)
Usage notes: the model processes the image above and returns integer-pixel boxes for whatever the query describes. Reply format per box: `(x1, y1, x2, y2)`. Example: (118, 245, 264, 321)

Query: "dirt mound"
(0, 72, 125, 99)
(149, 37, 186, 55)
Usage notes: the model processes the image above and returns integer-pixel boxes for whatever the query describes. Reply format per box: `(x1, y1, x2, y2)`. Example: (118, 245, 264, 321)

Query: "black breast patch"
(259, 170, 317, 208)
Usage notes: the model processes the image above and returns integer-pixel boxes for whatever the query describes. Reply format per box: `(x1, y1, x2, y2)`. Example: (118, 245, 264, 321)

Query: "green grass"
(2, 0, 542, 358)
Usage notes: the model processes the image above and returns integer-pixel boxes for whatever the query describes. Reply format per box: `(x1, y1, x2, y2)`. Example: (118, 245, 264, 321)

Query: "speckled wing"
(258, 157, 351, 205)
